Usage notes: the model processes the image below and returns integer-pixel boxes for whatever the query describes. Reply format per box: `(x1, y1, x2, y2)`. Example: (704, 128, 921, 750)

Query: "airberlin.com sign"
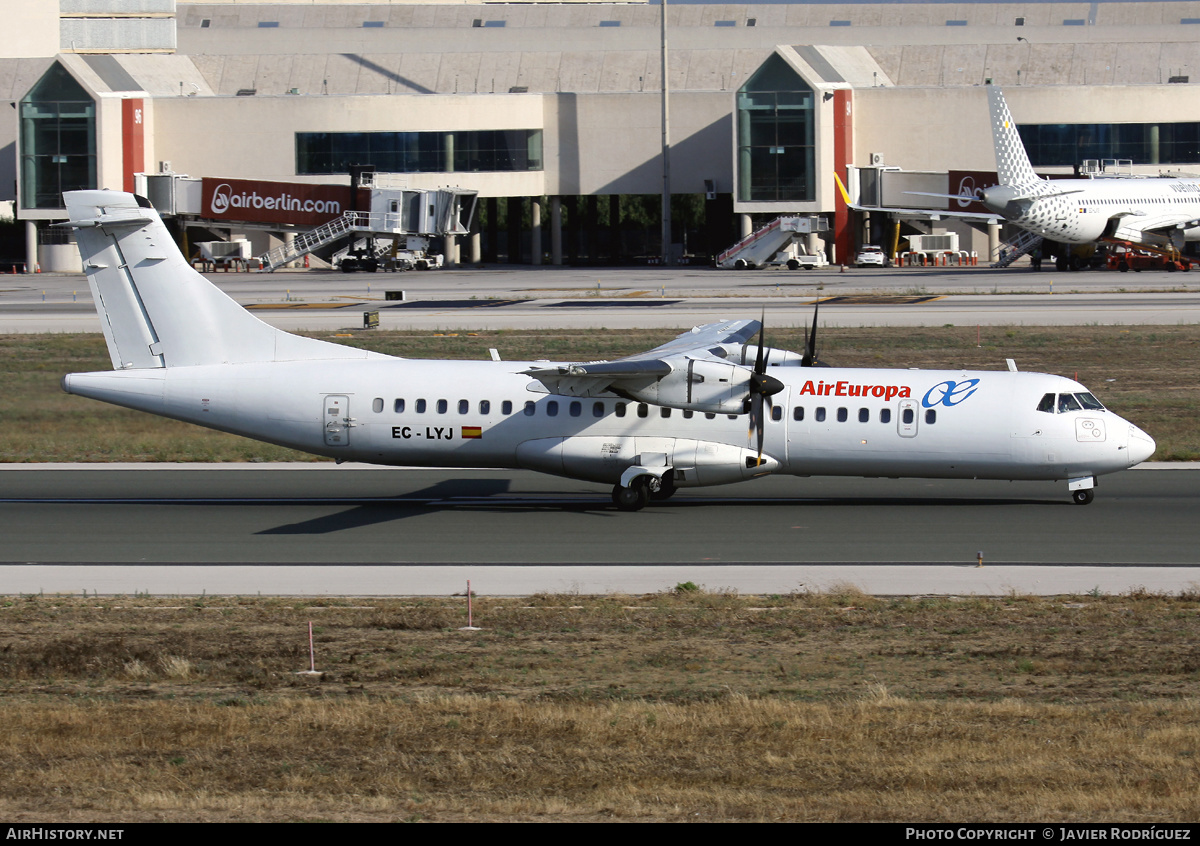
(200, 178, 351, 226)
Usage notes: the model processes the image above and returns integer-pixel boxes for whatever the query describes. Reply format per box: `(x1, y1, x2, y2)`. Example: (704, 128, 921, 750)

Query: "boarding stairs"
(716, 216, 826, 269)
(990, 229, 1043, 268)
(257, 211, 369, 272)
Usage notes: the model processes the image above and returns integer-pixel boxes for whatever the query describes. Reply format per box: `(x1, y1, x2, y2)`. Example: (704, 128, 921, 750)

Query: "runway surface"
(5, 266, 1200, 331)
(2, 464, 1197, 597)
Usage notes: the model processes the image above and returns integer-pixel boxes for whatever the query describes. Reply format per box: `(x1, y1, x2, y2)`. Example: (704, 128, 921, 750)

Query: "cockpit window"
(1038, 391, 1105, 414)
(1057, 393, 1082, 413)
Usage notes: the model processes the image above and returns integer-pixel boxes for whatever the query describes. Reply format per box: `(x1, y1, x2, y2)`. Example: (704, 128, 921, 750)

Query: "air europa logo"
(799, 380, 912, 401)
(209, 183, 343, 216)
(922, 379, 980, 408)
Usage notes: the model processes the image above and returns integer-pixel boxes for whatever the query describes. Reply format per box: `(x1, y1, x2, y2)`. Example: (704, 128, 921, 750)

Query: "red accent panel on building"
(199, 177, 354, 226)
(121, 99, 145, 194)
(832, 89, 854, 265)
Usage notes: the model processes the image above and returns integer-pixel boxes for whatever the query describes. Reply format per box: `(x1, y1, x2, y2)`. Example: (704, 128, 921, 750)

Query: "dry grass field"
(1, 589, 1199, 822)
(0, 323, 1198, 462)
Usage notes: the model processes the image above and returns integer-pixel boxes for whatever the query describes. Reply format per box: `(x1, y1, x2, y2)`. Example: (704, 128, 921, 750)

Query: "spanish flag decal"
(462, 426, 483, 439)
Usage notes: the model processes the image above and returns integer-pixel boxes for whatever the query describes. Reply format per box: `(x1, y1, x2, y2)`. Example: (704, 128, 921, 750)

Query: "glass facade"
(20, 64, 97, 210)
(296, 129, 543, 175)
(736, 54, 815, 203)
(1019, 122, 1200, 167)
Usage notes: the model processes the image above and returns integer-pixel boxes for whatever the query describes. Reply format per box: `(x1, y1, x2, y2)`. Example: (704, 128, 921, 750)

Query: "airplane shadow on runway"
(256, 478, 1064, 536)
(256, 478, 624, 535)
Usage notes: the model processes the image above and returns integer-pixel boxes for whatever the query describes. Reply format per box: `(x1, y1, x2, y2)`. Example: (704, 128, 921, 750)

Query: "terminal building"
(6, 0, 1200, 271)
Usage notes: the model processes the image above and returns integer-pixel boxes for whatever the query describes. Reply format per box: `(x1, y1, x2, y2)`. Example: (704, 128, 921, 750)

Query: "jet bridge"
(256, 185, 478, 272)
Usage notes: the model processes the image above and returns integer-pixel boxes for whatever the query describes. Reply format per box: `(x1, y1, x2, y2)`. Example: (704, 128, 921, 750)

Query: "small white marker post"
(459, 580, 481, 631)
(296, 620, 323, 676)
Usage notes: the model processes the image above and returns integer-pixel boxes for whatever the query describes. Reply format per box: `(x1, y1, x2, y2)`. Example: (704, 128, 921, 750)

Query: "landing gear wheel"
(1071, 489, 1095, 505)
(650, 476, 677, 501)
(612, 481, 650, 512)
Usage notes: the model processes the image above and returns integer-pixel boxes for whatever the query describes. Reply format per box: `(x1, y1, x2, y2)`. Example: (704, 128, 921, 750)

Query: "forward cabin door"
(323, 395, 352, 446)
(898, 398, 919, 438)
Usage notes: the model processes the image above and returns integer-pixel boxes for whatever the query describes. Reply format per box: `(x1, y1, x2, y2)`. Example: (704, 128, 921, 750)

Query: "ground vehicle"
(1107, 245, 1191, 273)
(855, 245, 888, 267)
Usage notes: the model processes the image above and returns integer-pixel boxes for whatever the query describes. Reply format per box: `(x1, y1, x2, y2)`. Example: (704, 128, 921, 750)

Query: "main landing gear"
(611, 475, 676, 511)
(1071, 489, 1095, 505)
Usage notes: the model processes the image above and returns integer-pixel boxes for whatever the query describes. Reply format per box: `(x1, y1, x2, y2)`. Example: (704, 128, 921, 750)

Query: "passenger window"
(593, 402, 604, 418)
(683, 409, 693, 419)
(437, 399, 448, 414)
(502, 400, 512, 415)
(793, 407, 804, 421)
(661, 407, 671, 418)
(638, 404, 649, 418)
(1058, 393, 1082, 413)
(858, 408, 869, 423)
(569, 401, 582, 417)
(1037, 393, 1056, 413)
(925, 409, 937, 424)
(547, 401, 559, 417)
(458, 399, 469, 414)
(902, 408, 914, 424)
(416, 399, 427, 413)
(615, 403, 627, 418)
(394, 398, 405, 413)
(771, 405, 782, 422)
(523, 401, 535, 416)
(816, 407, 826, 422)
(837, 407, 848, 423)
(880, 408, 891, 424)
(372, 398, 383, 413)
(705, 412, 716, 420)
(479, 400, 490, 414)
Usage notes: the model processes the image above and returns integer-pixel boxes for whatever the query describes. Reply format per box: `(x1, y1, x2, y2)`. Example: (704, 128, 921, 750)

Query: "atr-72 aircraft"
(61, 189, 1154, 509)
(980, 85, 1200, 253)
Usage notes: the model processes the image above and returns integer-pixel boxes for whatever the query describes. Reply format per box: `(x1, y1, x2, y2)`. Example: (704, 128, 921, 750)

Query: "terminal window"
(736, 54, 815, 203)
(297, 130, 543, 175)
(19, 63, 96, 210)
(1018, 122, 1200, 167)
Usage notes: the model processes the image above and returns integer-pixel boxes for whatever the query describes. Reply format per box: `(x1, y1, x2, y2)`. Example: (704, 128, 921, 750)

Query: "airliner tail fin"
(987, 85, 1039, 188)
(64, 190, 376, 370)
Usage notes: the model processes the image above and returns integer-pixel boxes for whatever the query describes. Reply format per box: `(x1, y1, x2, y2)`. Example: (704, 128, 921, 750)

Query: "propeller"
(801, 298, 821, 367)
(746, 313, 785, 466)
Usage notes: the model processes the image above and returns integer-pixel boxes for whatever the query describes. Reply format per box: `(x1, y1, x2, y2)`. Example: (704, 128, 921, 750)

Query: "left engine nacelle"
(621, 359, 749, 414)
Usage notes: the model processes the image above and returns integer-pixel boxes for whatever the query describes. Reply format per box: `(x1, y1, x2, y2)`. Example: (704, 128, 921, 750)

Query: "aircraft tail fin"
(986, 85, 1039, 188)
(64, 190, 378, 370)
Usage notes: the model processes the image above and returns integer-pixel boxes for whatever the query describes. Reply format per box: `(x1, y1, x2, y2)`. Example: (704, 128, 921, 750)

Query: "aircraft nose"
(1127, 423, 1156, 467)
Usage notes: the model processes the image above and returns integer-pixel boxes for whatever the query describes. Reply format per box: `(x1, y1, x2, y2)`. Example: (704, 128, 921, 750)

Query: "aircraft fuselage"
(63, 358, 1155, 488)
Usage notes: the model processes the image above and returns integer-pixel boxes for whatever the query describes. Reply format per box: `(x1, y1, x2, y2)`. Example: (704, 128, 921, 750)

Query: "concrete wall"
(0, 2, 59, 59)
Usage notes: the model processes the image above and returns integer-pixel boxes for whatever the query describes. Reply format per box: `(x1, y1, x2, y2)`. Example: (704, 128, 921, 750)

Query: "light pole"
(660, 0, 672, 265)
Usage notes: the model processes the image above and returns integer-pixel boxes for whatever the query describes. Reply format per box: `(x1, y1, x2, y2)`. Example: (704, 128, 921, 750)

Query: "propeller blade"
(754, 310, 766, 375)
(802, 299, 821, 366)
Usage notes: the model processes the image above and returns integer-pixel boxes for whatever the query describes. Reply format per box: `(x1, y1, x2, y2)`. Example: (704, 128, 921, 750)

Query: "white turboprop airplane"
(981, 85, 1200, 253)
(60, 189, 1154, 508)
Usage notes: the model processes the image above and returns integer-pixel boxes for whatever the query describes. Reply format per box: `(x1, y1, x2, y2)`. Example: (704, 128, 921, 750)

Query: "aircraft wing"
(524, 318, 760, 399)
(1131, 213, 1200, 234)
